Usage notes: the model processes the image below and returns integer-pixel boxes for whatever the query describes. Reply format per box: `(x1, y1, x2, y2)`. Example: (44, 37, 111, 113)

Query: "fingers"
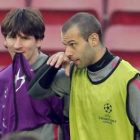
(47, 52, 71, 76)
(47, 52, 64, 68)
(64, 64, 70, 76)
(62, 57, 71, 76)
(47, 52, 70, 68)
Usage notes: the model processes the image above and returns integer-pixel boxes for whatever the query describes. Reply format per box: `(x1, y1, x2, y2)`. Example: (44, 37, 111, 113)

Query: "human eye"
(70, 42, 76, 48)
(21, 36, 29, 40)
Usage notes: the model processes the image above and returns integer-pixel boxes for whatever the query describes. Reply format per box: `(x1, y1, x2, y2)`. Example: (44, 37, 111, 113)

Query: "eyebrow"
(63, 40, 76, 45)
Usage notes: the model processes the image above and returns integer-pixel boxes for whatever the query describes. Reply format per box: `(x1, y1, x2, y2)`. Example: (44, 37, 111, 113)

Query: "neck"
(88, 48, 115, 72)
(29, 51, 40, 65)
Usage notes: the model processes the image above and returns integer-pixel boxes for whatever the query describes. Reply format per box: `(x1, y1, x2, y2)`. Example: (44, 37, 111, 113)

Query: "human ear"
(88, 33, 99, 47)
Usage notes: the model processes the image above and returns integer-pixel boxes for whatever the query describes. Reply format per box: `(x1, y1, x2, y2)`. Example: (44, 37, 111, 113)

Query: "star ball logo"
(104, 103, 112, 113)
(98, 103, 116, 124)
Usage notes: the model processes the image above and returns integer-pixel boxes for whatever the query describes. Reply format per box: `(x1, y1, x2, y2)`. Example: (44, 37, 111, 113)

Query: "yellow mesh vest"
(70, 60, 139, 140)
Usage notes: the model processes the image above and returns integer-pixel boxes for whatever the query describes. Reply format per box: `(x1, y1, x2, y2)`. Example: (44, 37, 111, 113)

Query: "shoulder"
(129, 75, 140, 91)
(117, 59, 139, 79)
(31, 52, 49, 71)
(0, 65, 12, 88)
(120, 59, 139, 72)
(0, 64, 12, 77)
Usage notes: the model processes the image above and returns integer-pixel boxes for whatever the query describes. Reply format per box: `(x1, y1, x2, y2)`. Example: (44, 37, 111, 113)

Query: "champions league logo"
(99, 103, 117, 124)
(104, 103, 112, 113)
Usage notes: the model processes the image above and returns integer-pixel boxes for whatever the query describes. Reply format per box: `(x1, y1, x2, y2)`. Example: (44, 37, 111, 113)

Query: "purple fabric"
(0, 54, 69, 139)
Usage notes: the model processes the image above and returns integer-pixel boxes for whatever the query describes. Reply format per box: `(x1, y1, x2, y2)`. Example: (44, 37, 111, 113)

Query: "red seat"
(0, 32, 7, 52)
(0, 30, 12, 66)
(104, 0, 140, 69)
(0, 0, 25, 9)
(0, 0, 27, 23)
(135, 66, 140, 71)
(104, 25, 140, 69)
(41, 25, 64, 54)
(0, 65, 6, 71)
(0, 52, 11, 67)
(104, 25, 140, 52)
(107, 0, 140, 25)
(31, 0, 103, 24)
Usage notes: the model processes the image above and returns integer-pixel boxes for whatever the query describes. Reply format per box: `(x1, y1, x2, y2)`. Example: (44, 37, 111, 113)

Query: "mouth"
(73, 59, 80, 65)
(14, 51, 24, 54)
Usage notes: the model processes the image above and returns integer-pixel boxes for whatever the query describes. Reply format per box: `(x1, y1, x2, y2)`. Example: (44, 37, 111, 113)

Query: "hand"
(47, 52, 71, 76)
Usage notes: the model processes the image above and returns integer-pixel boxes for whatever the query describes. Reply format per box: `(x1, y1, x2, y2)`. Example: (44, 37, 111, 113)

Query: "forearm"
(28, 64, 59, 99)
(28, 64, 71, 99)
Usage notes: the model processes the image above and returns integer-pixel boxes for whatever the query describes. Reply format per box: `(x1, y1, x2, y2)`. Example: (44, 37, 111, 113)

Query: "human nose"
(13, 38, 22, 49)
(65, 46, 73, 57)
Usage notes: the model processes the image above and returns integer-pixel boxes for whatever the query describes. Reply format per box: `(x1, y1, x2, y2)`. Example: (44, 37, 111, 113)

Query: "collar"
(87, 49, 115, 72)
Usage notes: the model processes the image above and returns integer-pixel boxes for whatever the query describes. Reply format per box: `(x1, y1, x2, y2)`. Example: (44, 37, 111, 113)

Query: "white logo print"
(15, 68, 26, 92)
(2, 118, 7, 128)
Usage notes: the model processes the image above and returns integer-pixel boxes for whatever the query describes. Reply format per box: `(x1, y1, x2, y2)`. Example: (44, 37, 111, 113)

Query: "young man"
(0, 8, 69, 140)
(28, 12, 140, 140)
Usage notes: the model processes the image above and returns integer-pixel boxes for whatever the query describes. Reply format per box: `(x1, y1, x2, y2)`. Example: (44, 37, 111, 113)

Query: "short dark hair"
(1, 8, 45, 40)
(62, 12, 103, 44)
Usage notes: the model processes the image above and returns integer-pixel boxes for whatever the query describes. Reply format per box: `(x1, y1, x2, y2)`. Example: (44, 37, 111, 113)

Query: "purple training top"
(0, 54, 69, 139)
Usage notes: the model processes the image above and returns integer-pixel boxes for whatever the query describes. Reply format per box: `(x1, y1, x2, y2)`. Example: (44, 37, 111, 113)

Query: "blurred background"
(0, 0, 140, 70)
